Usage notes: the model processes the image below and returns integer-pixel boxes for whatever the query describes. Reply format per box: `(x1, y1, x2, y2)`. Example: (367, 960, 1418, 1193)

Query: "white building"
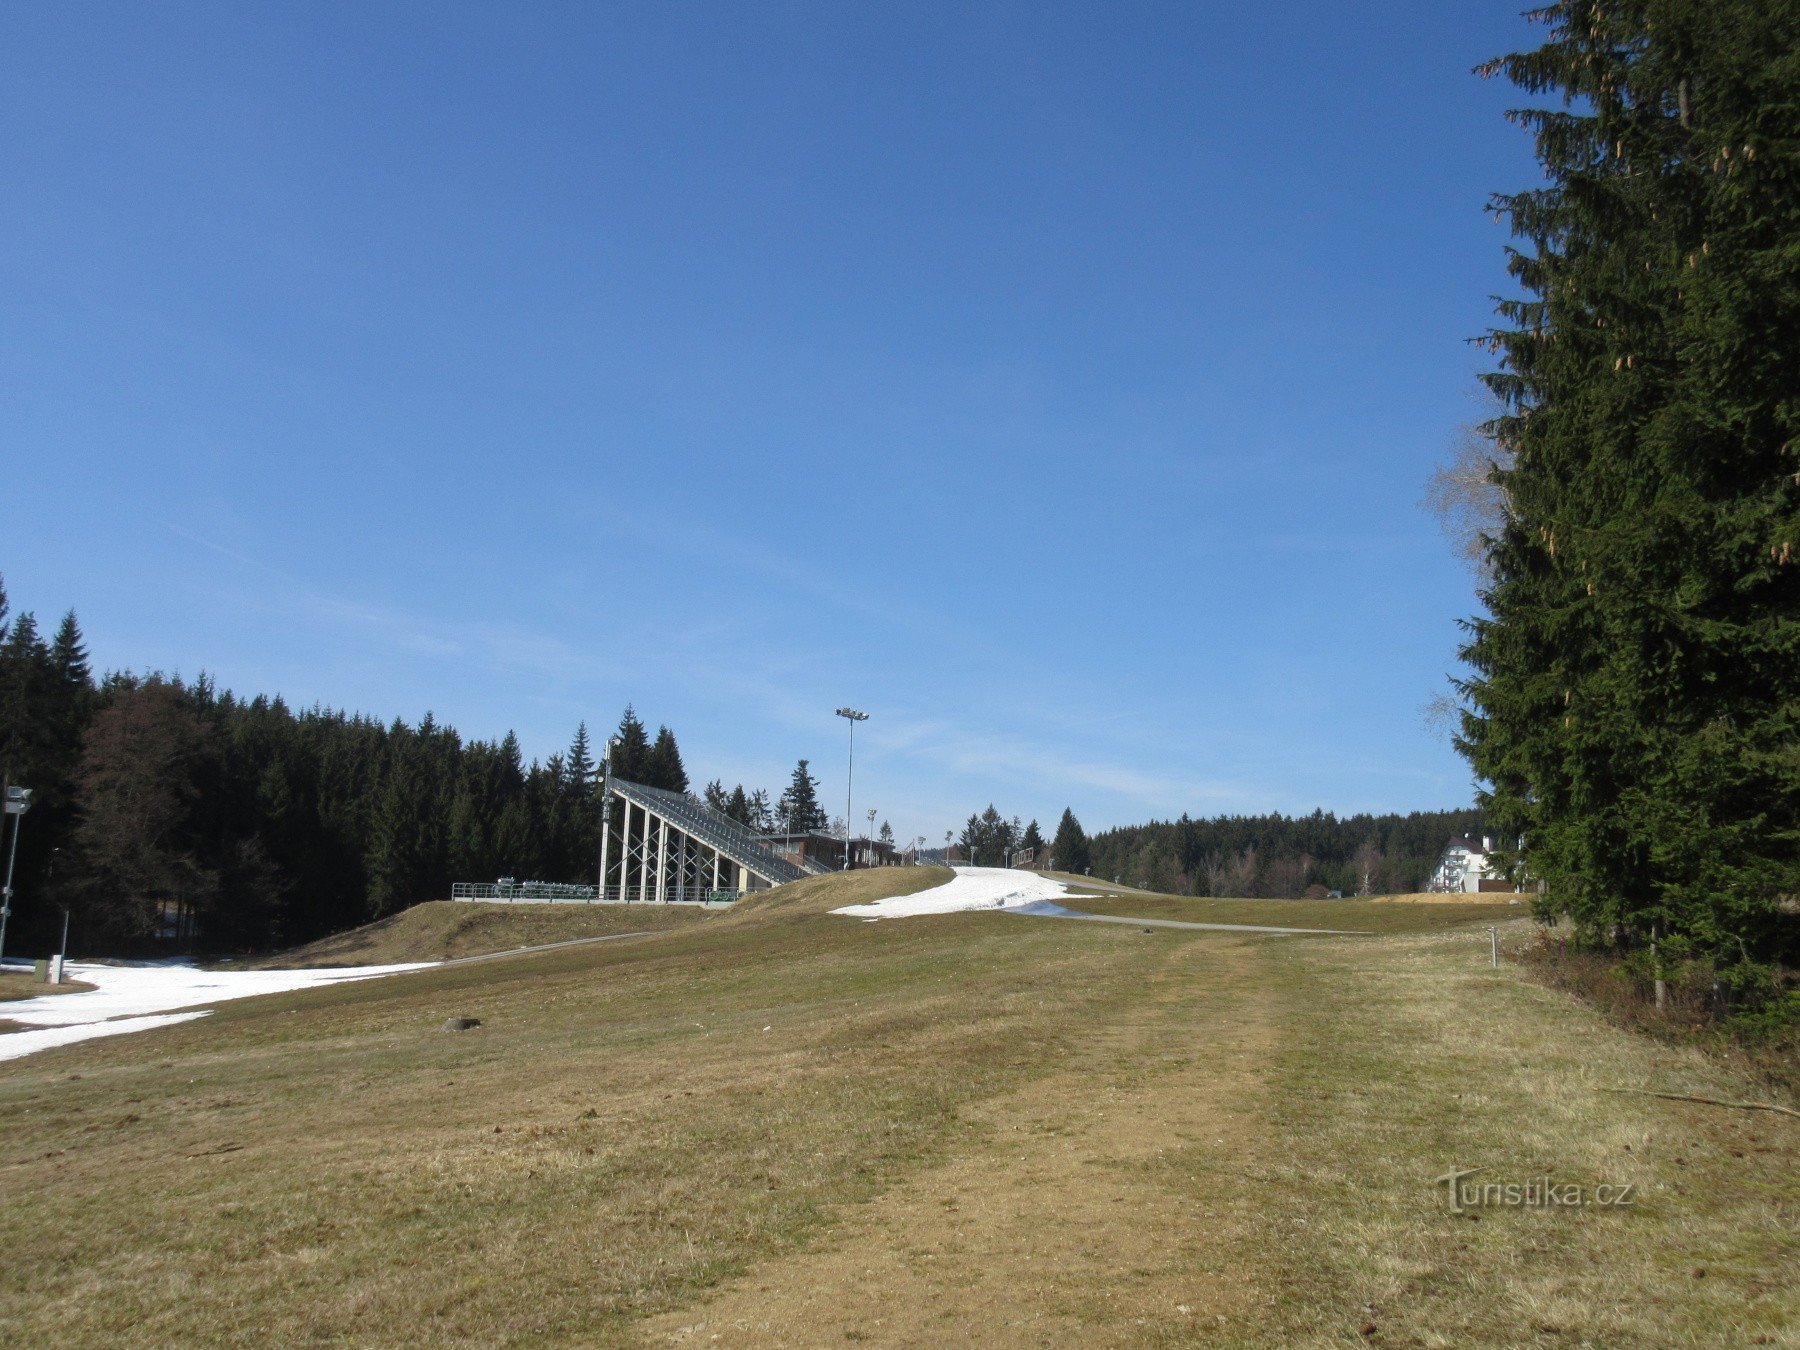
(1430, 835, 1497, 893)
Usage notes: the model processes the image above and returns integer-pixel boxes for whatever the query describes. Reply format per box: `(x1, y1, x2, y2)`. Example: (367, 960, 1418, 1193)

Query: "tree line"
(0, 577, 837, 953)
(961, 802, 1481, 897)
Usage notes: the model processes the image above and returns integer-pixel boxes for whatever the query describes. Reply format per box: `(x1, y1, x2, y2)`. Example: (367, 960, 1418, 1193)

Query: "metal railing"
(452, 881, 598, 902)
(452, 881, 742, 906)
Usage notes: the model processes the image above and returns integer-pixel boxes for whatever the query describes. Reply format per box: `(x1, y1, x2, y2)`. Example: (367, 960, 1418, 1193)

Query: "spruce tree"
(725, 783, 750, 825)
(747, 787, 773, 832)
(1052, 808, 1090, 875)
(366, 735, 428, 917)
(777, 759, 826, 833)
(610, 706, 651, 782)
(565, 722, 595, 791)
(1462, 1, 1800, 983)
(647, 726, 688, 792)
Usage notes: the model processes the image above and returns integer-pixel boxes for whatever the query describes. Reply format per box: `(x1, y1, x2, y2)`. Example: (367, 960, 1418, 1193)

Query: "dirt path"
(647, 935, 1279, 1346)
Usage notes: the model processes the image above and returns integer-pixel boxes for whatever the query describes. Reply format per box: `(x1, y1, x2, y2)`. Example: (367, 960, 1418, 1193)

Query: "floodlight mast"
(835, 708, 869, 871)
(597, 736, 621, 898)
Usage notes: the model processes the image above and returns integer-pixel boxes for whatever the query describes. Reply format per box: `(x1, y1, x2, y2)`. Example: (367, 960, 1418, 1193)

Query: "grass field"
(231, 898, 714, 968)
(0, 871, 1793, 1345)
(0, 970, 98, 1001)
(1055, 890, 1526, 935)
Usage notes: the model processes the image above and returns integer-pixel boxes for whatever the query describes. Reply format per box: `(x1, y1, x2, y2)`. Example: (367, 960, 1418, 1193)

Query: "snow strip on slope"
(0, 959, 434, 1064)
(0, 1012, 213, 1063)
(832, 866, 1084, 919)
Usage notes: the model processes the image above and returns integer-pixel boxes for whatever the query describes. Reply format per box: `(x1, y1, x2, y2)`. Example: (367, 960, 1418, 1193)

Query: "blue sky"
(2, 2, 1542, 844)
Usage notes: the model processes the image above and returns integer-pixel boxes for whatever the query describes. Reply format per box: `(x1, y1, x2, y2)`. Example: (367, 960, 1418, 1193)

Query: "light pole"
(835, 707, 868, 871)
(945, 829, 954, 867)
(598, 736, 620, 901)
(1, 785, 32, 966)
(866, 808, 877, 866)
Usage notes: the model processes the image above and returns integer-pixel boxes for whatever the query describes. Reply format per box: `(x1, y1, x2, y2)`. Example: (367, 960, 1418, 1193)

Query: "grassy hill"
(0, 870, 1791, 1344)
(231, 897, 716, 968)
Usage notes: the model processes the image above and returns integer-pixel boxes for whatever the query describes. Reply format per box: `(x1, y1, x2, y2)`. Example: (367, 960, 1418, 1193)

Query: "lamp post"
(835, 707, 868, 871)
(598, 736, 620, 901)
(866, 808, 877, 867)
(945, 829, 954, 867)
(1, 784, 32, 966)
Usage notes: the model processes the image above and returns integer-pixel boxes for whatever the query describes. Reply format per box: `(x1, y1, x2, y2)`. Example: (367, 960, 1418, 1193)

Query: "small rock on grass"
(441, 1016, 481, 1032)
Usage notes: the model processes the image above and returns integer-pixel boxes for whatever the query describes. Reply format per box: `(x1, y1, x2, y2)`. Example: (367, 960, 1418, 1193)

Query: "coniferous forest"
(956, 802, 1483, 897)
(0, 577, 721, 953)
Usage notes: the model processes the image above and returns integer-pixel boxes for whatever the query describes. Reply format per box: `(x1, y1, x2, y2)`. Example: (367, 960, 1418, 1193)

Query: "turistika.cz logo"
(1436, 1166, 1637, 1214)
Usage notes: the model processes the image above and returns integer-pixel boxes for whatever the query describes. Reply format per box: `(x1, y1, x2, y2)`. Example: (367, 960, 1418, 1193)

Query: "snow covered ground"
(0, 959, 433, 1064)
(832, 867, 1371, 936)
(832, 866, 1085, 919)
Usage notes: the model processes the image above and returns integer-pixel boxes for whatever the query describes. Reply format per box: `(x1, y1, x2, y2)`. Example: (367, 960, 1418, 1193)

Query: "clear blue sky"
(2, 2, 1542, 844)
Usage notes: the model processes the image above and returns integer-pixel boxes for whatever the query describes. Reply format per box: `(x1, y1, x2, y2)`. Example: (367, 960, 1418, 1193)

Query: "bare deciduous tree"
(1353, 839, 1383, 896)
(1423, 419, 1513, 577)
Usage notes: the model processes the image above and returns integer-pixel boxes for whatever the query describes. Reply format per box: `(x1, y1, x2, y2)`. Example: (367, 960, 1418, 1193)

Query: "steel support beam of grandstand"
(595, 775, 815, 902)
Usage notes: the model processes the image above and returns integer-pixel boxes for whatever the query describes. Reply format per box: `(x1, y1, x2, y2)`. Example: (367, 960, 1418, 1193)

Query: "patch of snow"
(0, 1012, 213, 1063)
(0, 959, 435, 1065)
(832, 866, 1083, 919)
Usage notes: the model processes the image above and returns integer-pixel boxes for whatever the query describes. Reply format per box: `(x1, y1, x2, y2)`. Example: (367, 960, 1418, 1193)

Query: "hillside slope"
(234, 898, 713, 968)
(1, 867, 1790, 1344)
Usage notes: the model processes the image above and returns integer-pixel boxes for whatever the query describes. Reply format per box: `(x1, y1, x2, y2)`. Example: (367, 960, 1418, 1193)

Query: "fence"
(451, 881, 741, 906)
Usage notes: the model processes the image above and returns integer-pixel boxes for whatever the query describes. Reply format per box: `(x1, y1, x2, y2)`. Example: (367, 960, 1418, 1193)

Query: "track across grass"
(0, 870, 1790, 1344)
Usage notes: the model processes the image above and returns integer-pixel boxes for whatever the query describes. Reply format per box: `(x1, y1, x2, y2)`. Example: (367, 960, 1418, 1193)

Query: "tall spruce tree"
(1463, 1, 1800, 983)
(610, 706, 651, 782)
(778, 759, 826, 832)
(1052, 808, 1090, 875)
(565, 722, 595, 791)
(1022, 819, 1046, 855)
(725, 783, 751, 825)
(646, 726, 688, 792)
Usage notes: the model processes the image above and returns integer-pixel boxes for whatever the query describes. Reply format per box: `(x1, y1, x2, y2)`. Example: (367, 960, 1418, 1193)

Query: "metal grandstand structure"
(598, 776, 815, 902)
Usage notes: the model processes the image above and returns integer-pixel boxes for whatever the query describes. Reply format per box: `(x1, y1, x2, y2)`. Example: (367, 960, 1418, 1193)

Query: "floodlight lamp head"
(835, 707, 868, 721)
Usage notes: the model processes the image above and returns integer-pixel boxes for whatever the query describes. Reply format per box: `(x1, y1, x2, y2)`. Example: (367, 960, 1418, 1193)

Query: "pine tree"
(50, 611, 90, 690)
(1022, 819, 1046, 854)
(565, 722, 595, 792)
(747, 788, 773, 832)
(777, 759, 826, 833)
(958, 812, 982, 864)
(1462, 1, 1800, 983)
(1053, 808, 1090, 875)
(67, 679, 217, 938)
(610, 706, 651, 782)
(725, 784, 751, 825)
(0, 611, 58, 787)
(879, 819, 894, 846)
(366, 737, 429, 918)
(646, 726, 688, 793)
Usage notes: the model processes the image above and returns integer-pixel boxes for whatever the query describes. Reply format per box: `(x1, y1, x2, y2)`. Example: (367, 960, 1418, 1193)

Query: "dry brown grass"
(0, 872, 1792, 1345)
(231, 898, 713, 968)
(0, 970, 97, 1000)
(1054, 889, 1524, 935)
(1250, 920, 1798, 1345)
(1368, 889, 1531, 906)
